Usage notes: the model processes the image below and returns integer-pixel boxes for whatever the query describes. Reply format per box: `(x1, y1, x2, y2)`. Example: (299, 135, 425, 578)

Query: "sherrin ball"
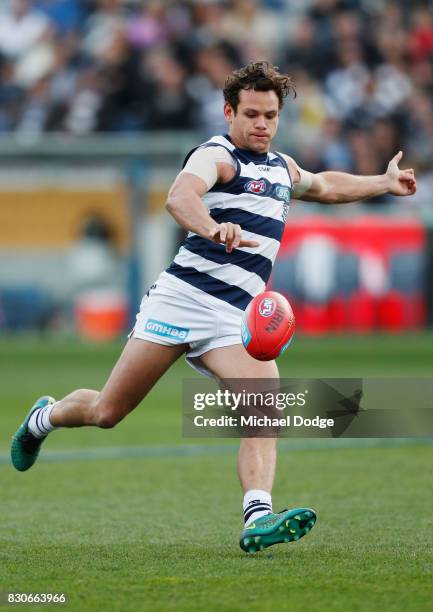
(241, 291, 295, 361)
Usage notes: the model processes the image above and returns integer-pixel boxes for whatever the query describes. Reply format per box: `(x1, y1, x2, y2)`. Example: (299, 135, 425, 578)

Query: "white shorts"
(131, 272, 243, 377)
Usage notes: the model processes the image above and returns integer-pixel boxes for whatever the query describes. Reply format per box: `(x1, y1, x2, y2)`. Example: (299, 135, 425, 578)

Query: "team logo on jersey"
(258, 297, 276, 318)
(145, 319, 189, 341)
(245, 179, 267, 194)
(274, 185, 291, 202)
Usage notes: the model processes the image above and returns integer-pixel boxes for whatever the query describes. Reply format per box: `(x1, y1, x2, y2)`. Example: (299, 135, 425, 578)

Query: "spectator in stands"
(0, 0, 430, 190)
(0, 58, 23, 132)
(144, 48, 199, 130)
(34, 0, 84, 35)
(191, 44, 236, 136)
(66, 213, 122, 296)
(324, 40, 370, 122)
(15, 75, 52, 136)
(81, 0, 126, 61)
(0, 0, 52, 61)
(219, 0, 284, 62)
(126, 1, 168, 50)
(95, 32, 147, 132)
(283, 17, 331, 81)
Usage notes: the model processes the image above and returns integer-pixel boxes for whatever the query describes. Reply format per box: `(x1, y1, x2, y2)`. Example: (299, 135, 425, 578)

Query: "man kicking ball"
(11, 61, 416, 553)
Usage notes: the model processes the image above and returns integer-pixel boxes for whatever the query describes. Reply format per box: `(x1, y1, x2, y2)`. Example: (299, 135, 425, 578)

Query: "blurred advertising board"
(271, 216, 426, 333)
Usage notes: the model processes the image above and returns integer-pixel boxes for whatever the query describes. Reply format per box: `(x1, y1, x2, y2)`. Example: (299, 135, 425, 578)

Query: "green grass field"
(1, 334, 433, 611)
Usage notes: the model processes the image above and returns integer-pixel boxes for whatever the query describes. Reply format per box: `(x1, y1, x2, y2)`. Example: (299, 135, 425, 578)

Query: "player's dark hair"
(223, 61, 296, 112)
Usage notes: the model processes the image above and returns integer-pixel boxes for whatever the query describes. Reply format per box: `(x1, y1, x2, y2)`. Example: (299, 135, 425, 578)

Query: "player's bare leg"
(200, 343, 278, 491)
(11, 339, 186, 470)
(200, 344, 316, 553)
(49, 339, 185, 428)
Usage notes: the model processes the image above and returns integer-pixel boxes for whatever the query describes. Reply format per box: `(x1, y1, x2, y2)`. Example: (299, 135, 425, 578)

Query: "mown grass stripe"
(1, 437, 433, 465)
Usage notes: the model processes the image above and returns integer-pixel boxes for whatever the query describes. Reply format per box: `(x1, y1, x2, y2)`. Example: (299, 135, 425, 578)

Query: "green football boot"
(11, 396, 56, 472)
(240, 507, 317, 553)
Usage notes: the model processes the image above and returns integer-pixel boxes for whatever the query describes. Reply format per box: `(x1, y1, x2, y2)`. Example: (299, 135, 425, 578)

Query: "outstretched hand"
(386, 151, 417, 196)
(209, 223, 260, 253)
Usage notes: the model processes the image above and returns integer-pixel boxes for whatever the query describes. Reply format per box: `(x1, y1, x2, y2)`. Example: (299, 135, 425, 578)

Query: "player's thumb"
(392, 150, 403, 165)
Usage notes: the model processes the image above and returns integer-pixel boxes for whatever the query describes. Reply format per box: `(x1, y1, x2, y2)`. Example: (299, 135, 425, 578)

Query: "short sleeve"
(179, 146, 235, 190)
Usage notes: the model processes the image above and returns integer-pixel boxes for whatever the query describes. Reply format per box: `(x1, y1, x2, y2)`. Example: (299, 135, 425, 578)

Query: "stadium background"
(1, 1, 432, 611)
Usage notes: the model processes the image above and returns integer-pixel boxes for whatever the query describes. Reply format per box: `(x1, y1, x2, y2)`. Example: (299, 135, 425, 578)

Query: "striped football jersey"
(165, 134, 293, 312)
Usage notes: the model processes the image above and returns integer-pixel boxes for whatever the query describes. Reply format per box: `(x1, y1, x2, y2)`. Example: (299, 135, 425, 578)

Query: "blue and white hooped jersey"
(165, 134, 292, 313)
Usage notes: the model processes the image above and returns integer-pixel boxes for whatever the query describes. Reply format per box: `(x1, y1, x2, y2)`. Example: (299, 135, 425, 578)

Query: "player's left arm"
(286, 151, 416, 204)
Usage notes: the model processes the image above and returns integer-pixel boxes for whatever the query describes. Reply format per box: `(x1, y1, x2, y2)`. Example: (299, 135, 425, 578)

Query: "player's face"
(224, 89, 280, 153)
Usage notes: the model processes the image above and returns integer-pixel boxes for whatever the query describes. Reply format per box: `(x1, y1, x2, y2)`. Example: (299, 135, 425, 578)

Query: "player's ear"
(224, 102, 234, 123)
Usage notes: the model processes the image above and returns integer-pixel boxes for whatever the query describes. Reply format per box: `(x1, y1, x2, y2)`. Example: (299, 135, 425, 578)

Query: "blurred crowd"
(0, 0, 433, 187)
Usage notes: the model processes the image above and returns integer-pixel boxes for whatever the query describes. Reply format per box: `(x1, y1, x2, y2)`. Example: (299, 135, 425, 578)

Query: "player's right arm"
(166, 147, 259, 254)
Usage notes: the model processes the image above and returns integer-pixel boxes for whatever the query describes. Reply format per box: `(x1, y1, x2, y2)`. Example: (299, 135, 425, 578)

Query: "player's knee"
(95, 411, 119, 429)
(94, 403, 122, 429)
(97, 414, 117, 429)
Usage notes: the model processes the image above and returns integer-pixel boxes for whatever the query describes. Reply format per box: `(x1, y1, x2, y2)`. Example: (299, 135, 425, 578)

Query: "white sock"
(28, 401, 58, 439)
(243, 489, 272, 526)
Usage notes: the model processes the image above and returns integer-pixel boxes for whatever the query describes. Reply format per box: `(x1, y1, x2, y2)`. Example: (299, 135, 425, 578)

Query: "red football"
(241, 291, 295, 361)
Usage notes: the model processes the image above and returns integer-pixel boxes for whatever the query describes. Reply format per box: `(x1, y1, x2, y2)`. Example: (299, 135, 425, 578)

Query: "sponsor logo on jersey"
(145, 319, 189, 341)
(274, 185, 291, 202)
(245, 179, 267, 194)
(257, 165, 270, 172)
(259, 297, 276, 318)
